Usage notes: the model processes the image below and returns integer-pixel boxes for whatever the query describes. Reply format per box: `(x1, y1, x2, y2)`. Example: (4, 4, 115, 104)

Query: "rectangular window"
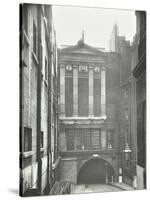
(78, 71, 89, 116)
(66, 128, 101, 151)
(40, 131, 44, 148)
(24, 127, 32, 152)
(137, 101, 146, 167)
(75, 131, 82, 150)
(66, 129, 74, 151)
(23, 5, 28, 35)
(91, 129, 101, 149)
(124, 126, 129, 143)
(77, 129, 91, 150)
(124, 87, 128, 98)
(94, 72, 101, 116)
(124, 107, 129, 120)
(65, 68, 73, 116)
(33, 21, 37, 55)
(107, 104, 115, 119)
(40, 131, 44, 157)
(45, 57, 48, 81)
(107, 130, 114, 149)
(125, 153, 130, 169)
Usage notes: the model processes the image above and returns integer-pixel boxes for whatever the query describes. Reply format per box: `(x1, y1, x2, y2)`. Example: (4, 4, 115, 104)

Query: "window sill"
(32, 52, 39, 65)
(60, 149, 118, 155)
(22, 151, 33, 158)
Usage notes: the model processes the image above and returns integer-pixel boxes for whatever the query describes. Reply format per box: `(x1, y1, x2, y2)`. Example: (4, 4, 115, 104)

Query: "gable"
(60, 42, 105, 56)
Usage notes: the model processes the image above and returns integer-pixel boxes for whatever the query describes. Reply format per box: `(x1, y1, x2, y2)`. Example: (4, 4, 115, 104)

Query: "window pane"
(91, 129, 100, 149)
(94, 76, 101, 116)
(24, 127, 32, 152)
(66, 129, 74, 150)
(78, 77, 89, 116)
(65, 76, 73, 116)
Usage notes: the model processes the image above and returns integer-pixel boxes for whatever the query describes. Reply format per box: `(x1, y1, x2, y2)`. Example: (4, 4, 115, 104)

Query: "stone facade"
(132, 11, 146, 189)
(20, 4, 59, 196)
(58, 37, 121, 184)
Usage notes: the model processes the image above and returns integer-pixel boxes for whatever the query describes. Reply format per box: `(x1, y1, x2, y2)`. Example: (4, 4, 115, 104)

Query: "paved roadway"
(72, 184, 122, 194)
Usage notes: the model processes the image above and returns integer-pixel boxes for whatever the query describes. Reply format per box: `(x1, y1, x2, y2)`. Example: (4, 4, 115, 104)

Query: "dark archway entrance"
(77, 158, 114, 184)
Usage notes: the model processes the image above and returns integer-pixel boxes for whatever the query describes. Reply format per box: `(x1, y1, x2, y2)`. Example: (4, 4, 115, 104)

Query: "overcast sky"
(53, 5, 136, 50)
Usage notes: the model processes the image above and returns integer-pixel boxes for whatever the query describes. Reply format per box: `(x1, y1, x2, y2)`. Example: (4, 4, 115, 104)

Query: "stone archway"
(77, 158, 114, 184)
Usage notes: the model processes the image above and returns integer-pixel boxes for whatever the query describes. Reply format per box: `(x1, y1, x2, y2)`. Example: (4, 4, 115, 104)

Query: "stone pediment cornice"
(59, 42, 105, 56)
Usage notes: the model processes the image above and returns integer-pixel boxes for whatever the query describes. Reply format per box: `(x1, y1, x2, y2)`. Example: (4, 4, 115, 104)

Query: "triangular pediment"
(60, 41, 105, 56)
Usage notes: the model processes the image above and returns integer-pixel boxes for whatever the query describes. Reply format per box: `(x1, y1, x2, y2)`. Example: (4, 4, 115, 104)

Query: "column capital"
(89, 65, 94, 69)
(72, 65, 78, 68)
(101, 66, 106, 70)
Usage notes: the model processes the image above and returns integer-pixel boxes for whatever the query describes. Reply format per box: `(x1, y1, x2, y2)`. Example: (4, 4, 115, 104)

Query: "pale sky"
(52, 5, 136, 51)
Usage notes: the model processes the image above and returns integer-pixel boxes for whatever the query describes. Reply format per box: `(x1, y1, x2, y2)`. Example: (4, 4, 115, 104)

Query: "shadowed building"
(132, 11, 146, 189)
(20, 4, 59, 196)
(110, 23, 137, 186)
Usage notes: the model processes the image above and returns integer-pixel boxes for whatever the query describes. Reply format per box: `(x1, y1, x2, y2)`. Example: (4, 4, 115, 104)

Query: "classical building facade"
(20, 4, 59, 196)
(58, 35, 121, 184)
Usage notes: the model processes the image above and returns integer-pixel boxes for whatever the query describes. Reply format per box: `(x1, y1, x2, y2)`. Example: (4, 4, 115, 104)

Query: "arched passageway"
(77, 158, 114, 184)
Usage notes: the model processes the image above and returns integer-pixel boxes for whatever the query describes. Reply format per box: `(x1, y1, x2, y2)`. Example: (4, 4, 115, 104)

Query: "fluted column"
(73, 66, 78, 116)
(60, 65, 65, 117)
(89, 67, 94, 117)
(101, 66, 106, 117)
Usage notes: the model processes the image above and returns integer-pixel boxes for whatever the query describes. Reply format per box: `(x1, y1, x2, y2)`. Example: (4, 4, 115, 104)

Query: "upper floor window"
(91, 129, 101, 149)
(45, 57, 48, 81)
(65, 67, 73, 116)
(124, 107, 129, 120)
(23, 6, 28, 35)
(33, 21, 37, 55)
(124, 87, 128, 98)
(65, 128, 101, 151)
(107, 130, 114, 149)
(40, 131, 44, 148)
(66, 129, 74, 151)
(24, 127, 32, 152)
(94, 71, 101, 116)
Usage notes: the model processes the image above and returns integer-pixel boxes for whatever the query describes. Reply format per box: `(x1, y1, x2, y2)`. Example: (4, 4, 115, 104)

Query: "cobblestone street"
(72, 184, 123, 194)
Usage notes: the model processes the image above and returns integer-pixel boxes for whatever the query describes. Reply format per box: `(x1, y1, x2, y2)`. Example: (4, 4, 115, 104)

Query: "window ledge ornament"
(108, 143, 112, 149)
(66, 65, 72, 71)
(94, 66, 100, 72)
(79, 65, 88, 72)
